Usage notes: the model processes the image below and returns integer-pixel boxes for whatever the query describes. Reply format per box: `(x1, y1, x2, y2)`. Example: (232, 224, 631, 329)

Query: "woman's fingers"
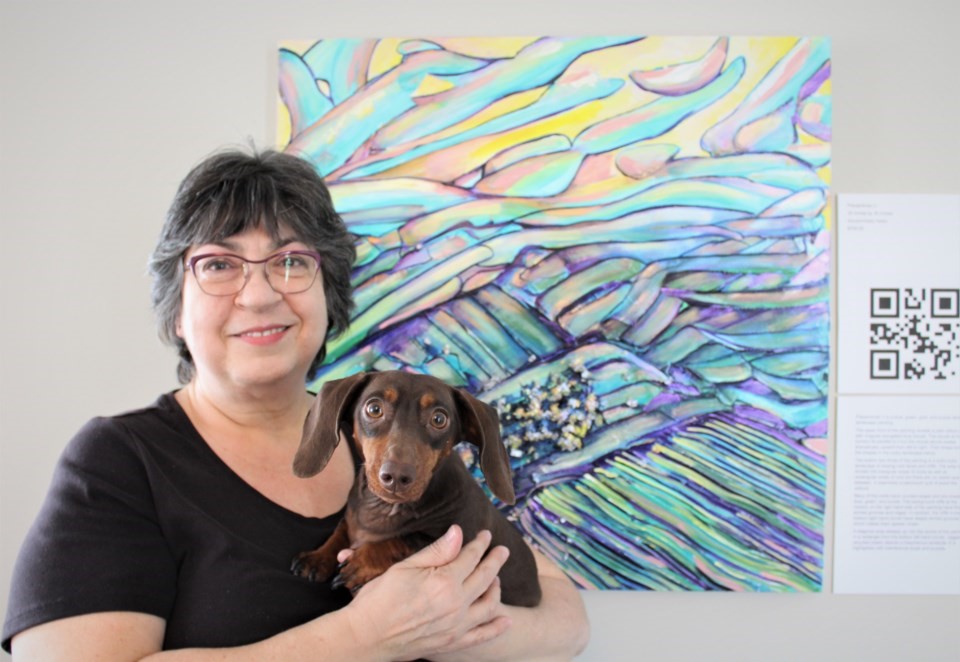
(455, 576, 512, 651)
(399, 525, 508, 593)
(345, 527, 512, 659)
(467, 575, 504, 625)
(399, 524, 466, 570)
(462, 542, 509, 602)
(400, 526, 511, 597)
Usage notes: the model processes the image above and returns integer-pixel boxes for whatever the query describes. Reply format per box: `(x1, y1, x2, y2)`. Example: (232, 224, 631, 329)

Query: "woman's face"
(176, 225, 328, 392)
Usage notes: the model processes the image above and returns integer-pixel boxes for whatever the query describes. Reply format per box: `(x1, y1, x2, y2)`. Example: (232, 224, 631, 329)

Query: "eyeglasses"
(184, 250, 322, 296)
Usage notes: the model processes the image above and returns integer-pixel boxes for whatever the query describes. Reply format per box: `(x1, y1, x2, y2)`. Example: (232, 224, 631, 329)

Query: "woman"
(2, 148, 589, 659)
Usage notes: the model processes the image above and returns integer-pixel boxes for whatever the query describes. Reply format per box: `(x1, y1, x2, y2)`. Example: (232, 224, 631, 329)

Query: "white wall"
(1, 1, 957, 659)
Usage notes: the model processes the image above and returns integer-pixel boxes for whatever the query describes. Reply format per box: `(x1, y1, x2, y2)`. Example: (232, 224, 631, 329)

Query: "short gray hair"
(149, 147, 356, 383)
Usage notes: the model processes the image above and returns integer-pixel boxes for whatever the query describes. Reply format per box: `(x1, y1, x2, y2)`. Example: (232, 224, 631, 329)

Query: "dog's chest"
(346, 479, 460, 546)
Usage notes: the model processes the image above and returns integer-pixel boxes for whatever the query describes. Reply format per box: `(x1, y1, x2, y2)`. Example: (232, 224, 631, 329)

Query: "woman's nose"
(235, 264, 283, 305)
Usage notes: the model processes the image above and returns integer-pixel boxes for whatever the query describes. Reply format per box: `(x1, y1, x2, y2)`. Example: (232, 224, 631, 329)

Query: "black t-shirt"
(2, 393, 350, 652)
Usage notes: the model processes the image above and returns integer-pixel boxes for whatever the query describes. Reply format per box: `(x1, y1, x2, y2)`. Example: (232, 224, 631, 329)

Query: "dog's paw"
(291, 549, 338, 582)
(332, 541, 412, 593)
(332, 555, 373, 594)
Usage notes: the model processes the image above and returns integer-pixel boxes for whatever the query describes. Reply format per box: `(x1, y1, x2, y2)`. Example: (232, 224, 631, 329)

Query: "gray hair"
(149, 147, 356, 383)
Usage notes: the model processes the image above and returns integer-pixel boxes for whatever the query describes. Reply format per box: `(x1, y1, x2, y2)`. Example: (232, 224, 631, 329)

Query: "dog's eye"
(430, 410, 449, 429)
(365, 400, 384, 418)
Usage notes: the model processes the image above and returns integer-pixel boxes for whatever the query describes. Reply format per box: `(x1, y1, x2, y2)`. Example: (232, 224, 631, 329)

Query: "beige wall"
(1, 1, 958, 659)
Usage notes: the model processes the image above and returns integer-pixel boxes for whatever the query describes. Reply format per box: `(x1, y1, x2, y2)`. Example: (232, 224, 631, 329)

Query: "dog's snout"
(378, 460, 416, 492)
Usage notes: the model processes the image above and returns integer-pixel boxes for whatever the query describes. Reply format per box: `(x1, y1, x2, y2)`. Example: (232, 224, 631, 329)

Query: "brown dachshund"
(291, 370, 542, 607)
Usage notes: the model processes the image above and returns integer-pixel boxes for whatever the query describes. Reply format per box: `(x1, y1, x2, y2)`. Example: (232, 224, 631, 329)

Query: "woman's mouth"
(234, 325, 291, 345)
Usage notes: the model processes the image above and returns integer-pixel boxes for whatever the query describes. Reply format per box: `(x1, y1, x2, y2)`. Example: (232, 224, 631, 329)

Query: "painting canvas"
(277, 36, 831, 591)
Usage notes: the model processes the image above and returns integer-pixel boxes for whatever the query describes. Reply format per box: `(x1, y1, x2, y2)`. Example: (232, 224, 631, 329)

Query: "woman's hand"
(341, 525, 512, 660)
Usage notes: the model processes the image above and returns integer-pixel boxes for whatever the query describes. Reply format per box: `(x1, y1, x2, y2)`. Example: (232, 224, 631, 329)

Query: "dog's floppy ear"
(293, 372, 371, 478)
(453, 388, 515, 505)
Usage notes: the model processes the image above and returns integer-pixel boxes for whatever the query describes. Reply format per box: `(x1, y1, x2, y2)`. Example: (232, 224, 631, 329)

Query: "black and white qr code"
(869, 288, 960, 380)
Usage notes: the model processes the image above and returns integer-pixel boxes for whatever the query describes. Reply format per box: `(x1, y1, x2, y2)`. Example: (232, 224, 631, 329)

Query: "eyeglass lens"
(190, 252, 320, 295)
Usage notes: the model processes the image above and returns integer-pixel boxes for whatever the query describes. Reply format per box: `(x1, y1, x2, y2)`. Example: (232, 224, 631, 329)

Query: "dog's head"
(293, 371, 516, 505)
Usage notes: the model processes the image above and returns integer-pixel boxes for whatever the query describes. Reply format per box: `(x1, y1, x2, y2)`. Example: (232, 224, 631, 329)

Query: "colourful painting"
(277, 36, 831, 591)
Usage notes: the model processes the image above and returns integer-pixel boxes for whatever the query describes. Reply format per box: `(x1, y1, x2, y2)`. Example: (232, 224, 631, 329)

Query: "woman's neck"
(177, 376, 314, 443)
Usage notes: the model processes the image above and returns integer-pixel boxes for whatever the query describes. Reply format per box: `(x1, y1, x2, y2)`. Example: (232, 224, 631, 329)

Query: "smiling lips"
(234, 325, 291, 345)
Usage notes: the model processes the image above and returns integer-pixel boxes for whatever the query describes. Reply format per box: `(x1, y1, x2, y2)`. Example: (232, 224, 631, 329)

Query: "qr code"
(869, 288, 960, 380)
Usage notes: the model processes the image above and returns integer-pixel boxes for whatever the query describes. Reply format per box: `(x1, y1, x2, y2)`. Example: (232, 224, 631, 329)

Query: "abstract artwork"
(277, 36, 832, 591)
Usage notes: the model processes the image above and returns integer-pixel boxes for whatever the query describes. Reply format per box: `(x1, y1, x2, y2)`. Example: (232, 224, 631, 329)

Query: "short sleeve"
(2, 417, 177, 651)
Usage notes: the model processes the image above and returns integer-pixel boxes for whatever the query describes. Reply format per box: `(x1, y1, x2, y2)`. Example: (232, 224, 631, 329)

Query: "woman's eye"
(430, 410, 449, 428)
(269, 253, 319, 284)
(365, 401, 384, 418)
(277, 255, 306, 269)
(200, 257, 240, 272)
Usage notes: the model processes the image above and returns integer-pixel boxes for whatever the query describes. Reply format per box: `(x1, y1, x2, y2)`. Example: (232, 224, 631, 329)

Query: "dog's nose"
(378, 461, 415, 492)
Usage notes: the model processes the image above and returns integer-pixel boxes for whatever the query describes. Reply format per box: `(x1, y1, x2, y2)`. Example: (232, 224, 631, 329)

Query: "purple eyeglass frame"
(184, 249, 323, 296)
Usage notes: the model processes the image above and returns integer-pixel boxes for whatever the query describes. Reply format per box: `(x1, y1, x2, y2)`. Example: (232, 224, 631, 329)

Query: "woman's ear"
(174, 298, 185, 339)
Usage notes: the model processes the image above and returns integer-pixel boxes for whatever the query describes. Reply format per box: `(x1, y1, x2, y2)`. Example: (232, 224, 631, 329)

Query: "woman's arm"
(11, 612, 166, 660)
(11, 526, 511, 662)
